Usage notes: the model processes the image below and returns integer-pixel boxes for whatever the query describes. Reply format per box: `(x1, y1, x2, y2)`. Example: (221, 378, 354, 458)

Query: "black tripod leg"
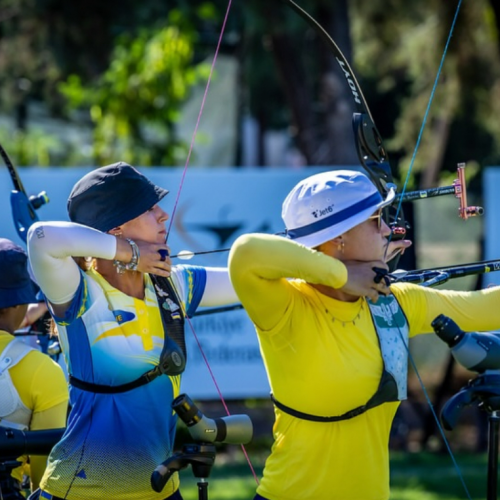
(197, 479, 209, 500)
(488, 411, 500, 500)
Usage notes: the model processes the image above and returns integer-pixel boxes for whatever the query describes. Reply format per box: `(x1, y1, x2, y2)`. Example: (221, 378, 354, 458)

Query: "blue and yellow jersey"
(40, 265, 206, 500)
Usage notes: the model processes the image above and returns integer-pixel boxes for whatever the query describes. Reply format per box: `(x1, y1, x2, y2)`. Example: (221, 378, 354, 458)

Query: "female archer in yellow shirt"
(229, 169, 500, 500)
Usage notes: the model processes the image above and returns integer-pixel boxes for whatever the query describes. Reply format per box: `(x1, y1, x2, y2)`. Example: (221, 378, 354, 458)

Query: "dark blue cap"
(0, 238, 37, 309)
(67, 162, 169, 232)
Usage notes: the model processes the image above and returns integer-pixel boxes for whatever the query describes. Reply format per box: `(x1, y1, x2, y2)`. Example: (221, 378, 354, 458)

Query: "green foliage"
(0, 122, 97, 166)
(2, 0, 500, 178)
(390, 452, 488, 499)
(238, 1, 304, 131)
(351, 0, 500, 189)
(0, 0, 61, 113)
(0, 126, 64, 167)
(59, 11, 210, 166)
(174, 450, 489, 500)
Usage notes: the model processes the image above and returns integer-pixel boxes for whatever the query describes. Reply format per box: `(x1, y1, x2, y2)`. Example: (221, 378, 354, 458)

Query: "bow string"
(163, 0, 260, 484)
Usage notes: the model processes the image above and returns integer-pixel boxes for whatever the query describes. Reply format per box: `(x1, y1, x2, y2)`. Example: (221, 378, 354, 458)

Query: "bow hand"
(340, 260, 390, 303)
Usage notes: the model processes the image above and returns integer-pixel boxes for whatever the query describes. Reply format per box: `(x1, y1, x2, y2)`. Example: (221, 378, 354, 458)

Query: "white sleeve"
(27, 221, 117, 305)
(199, 267, 240, 307)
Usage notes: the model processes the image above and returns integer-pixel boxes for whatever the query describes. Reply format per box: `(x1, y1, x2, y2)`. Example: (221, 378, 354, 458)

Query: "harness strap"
(69, 367, 161, 394)
(271, 394, 368, 422)
(0, 339, 35, 375)
(151, 275, 186, 376)
(271, 370, 398, 423)
(151, 275, 187, 358)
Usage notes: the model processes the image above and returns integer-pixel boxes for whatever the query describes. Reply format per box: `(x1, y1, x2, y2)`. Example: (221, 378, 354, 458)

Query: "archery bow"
(169, 1, 481, 261)
(1, 142, 49, 243)
(277, 0, 482, 258)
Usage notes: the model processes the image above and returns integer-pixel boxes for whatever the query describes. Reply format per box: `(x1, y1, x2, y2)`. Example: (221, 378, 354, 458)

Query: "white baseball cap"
(282, 170, 396, 248)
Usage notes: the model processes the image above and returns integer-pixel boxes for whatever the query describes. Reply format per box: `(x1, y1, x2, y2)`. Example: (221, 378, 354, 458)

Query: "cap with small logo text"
(282, 169, 395, 248)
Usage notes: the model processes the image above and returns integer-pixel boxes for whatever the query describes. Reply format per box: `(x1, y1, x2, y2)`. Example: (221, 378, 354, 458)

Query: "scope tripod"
(441, 373, 500, 500)
(151, 443, 216, 500)
(0, 458, 26, 500)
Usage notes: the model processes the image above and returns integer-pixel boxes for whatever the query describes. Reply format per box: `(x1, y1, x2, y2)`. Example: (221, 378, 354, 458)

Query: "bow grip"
(10, 189, 49, 243)
(11, 190, 38, 243)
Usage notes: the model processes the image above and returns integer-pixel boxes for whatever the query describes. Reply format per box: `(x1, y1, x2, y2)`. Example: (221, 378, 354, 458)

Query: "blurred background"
(2, 0, 500, 498)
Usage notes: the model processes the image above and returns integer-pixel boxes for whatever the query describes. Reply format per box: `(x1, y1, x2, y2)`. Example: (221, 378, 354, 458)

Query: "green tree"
(238, 0, 359, 166)
(235, 0, 500, 189)
(0, 1, 222, 166)
(60, 10, 211, 166)
(352, 0, 500, 190)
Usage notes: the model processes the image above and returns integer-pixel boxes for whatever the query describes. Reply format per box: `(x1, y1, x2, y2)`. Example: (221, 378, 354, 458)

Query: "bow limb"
(278, 0, 395, 190)
(278, 0, 406, 267)
(1, 142, 48, 244)
(278, 0, 410, 266)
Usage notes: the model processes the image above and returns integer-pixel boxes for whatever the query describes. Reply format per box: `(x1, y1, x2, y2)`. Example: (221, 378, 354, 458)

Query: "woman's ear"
(109, 227, 123, 237)
(316, 236, 344, 256)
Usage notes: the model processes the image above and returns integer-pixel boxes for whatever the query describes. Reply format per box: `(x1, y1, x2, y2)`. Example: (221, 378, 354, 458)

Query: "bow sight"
(384, 162, 483, 247)
(395, 163, 483, 220)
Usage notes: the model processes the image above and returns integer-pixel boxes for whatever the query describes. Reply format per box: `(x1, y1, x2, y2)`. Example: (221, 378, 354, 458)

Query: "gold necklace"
(312, 288, 365, 327)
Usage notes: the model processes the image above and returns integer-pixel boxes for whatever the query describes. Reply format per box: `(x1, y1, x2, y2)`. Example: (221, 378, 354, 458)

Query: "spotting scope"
(172, 394, 253, 444)
(151, 395, 253, 493)
(432, 314, 500, 372)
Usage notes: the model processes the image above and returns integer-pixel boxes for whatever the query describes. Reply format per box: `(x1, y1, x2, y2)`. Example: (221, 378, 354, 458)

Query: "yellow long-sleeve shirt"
(229, 233, 500, 500)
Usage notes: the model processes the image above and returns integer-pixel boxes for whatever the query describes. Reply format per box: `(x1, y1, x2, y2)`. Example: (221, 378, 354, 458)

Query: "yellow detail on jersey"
(186, 269, 194, 305)
(76, 278, 89, 318)
(93, 320, 153, 351)
(170, 374, 181, 399)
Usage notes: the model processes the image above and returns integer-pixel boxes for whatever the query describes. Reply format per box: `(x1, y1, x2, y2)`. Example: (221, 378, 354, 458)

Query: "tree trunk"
(268, 31, 318, 165)
(265, 0, 358, 166)
(488, 0, 500, 58)
(317, 0, 358, 165)
(420, 115, 452, 190)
